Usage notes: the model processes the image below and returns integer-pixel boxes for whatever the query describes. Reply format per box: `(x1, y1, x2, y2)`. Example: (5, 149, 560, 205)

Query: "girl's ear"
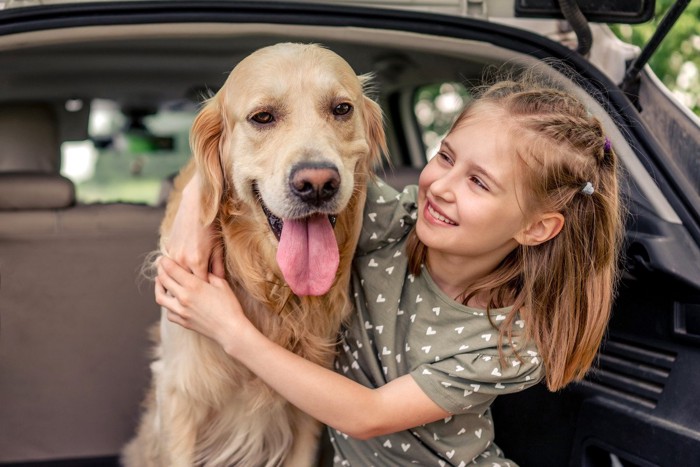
(190, 97, 225, 225)
(516, 212, 565, 246)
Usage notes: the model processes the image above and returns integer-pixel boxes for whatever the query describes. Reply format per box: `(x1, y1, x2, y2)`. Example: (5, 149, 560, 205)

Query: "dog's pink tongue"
(277, 214, 339, 296)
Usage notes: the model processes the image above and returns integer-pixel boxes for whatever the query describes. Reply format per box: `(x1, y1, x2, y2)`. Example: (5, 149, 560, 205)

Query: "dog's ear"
(359, 74, 388, 172)
(362, 96, 387, 170)
(190, 97, 226, 225)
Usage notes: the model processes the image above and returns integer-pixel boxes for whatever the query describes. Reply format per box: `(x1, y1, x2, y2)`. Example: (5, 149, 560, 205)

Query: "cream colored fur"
(122, 43, 385, 467)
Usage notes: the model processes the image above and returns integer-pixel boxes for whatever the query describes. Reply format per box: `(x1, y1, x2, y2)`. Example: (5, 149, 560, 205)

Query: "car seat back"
(0, 102, 163, 462)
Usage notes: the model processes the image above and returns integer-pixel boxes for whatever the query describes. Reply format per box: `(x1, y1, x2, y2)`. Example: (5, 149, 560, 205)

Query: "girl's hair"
(406, 72, 624, 391)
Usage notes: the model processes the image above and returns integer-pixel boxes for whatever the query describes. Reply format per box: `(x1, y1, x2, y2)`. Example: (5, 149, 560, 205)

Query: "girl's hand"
(155, 256, 249, 352)
(165, 173, 224, 279)
(154, 262, 449, 440)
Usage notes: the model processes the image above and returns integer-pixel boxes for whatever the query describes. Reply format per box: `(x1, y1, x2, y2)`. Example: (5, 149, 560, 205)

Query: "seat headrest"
(0, 102, 60, 172)
(0, 172, 75, 210)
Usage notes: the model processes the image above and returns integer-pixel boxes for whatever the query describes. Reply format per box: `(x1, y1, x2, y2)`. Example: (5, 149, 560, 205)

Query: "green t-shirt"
(330, 179, 544, 467)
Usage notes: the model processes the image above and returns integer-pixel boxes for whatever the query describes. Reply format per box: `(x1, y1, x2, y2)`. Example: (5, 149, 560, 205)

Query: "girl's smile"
(425, 199, 457, 226)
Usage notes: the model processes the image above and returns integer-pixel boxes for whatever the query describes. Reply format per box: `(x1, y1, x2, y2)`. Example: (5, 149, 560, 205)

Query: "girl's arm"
(156, 256, 450, 440)
(165, 172, 223, 279)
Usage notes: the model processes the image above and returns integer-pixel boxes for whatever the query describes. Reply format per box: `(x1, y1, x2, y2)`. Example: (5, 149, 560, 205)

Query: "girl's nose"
(429, 170, 457, 203)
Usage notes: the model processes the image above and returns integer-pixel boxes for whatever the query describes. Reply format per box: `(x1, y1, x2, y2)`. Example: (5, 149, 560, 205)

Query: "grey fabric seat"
(0, 102, 164, 462)
(0, 102, 62, 173)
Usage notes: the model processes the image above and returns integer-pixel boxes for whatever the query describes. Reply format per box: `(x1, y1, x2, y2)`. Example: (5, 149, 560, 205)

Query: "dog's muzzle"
(252, 165, 342, 296)
(256, 187, 337, 241)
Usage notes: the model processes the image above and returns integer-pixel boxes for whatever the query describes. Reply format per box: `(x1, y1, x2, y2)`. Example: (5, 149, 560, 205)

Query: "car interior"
(0, 8, 699, 467)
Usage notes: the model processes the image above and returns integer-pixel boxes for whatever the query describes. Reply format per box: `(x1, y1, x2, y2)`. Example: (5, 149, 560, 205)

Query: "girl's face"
(416, 112, 531, 265)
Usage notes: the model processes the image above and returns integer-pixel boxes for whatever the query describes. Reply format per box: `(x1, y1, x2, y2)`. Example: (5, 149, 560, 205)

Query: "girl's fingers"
(160, 256, 197, 288)
(166, 308, 187, 328)
(156, 281, 189, 328)
(157, 260, 188, 299)
(154, 277, 171, 305)
(155, 277, 183, 315)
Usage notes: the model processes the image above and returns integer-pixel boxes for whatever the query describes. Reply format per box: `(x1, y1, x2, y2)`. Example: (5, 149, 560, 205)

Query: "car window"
(610, 0, 699, 117)
(60, 98, 195, 205)
(413, 82, 470, 161)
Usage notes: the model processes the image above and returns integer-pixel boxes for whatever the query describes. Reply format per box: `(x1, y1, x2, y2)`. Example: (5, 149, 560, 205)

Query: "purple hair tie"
(604, 136, 612, 152)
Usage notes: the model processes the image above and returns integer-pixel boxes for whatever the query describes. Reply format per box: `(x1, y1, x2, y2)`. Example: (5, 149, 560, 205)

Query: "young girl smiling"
(156, 75, 623, 466)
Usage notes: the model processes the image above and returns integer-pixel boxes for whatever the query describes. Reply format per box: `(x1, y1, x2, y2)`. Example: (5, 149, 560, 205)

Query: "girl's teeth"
(428, 204, 455, 225)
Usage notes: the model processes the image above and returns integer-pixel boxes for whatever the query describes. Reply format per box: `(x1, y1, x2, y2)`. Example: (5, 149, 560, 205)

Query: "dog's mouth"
(259, 196, 337, 241)
(254, 184, 340, 297)
(255, 185, 338, 240)
(260, 200, 285, 241)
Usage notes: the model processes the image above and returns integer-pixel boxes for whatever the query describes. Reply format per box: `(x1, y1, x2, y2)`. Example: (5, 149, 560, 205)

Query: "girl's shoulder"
(357, 178, 418, 254)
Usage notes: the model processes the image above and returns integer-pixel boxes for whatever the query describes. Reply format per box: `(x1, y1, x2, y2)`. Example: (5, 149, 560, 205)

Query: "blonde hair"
(407, 74, 624, 391)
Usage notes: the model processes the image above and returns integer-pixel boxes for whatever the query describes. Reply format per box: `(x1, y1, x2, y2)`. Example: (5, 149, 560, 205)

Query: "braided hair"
(407, 74, 624, 391)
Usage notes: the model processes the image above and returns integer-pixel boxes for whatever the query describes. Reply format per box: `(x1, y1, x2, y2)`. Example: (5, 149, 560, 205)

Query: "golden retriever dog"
(122, 43, 385, 467)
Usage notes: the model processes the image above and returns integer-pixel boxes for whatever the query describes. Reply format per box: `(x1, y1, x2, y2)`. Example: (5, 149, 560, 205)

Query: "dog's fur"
(121, 43, 385, 467)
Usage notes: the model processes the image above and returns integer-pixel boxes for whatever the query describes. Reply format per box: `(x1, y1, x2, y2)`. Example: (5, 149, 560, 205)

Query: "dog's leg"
(122, 359, 201, 467)
(157, 323, 218, 467)
(157, 382, 209, 467)
(121, 332, 165, 467)
(125, 384, 203, 467)
(121, 394, 161, 467)
(283, 411, 324, 467)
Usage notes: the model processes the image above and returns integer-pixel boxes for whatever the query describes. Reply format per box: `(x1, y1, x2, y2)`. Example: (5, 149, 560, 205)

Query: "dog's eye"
(333, 103, 353, 116)
(251, 112, 274, 124)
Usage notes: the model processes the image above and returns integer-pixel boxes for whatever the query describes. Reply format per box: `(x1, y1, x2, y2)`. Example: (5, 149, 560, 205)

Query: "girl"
(156, 75, 623, 466)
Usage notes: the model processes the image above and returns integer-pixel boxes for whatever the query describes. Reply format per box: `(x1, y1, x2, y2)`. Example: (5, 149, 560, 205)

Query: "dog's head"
(190, 43, 386, 296)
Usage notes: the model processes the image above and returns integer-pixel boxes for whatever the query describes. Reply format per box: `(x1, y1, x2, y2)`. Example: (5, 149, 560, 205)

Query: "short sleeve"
(356, 179, 418, 255)
(410, 348, 545, 415)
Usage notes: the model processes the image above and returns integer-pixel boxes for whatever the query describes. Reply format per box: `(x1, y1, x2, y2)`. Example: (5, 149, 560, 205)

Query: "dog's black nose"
(290, 163, 340, 206)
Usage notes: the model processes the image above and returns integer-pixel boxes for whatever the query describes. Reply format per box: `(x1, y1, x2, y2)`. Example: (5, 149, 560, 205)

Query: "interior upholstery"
(0, 102, 165, 462)
(0, 206, 164, 461)
(0, 102, 61, 172)
(0, 172, 75, 210)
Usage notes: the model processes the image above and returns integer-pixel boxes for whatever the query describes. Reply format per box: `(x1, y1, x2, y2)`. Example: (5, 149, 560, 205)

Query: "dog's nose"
(290, 163, 340, 206)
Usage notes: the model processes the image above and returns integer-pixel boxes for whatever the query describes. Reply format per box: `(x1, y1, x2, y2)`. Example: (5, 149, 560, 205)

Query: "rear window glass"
(413, 82, 470, 160)
(60, 99, 196, 205)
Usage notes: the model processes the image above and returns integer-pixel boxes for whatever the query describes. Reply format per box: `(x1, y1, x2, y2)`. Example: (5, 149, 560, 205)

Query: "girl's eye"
(251, 112, 274, 124)
(437, 152, 453, 165)
(470, 176, 489, 191)
(333, 103, 353, 116)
